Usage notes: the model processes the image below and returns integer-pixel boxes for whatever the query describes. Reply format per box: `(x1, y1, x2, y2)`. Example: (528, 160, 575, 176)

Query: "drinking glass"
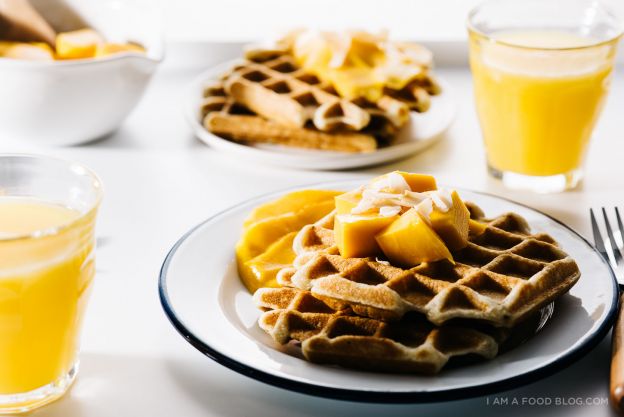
(468, 0, 622, 192)
(0, 155, 102, 413)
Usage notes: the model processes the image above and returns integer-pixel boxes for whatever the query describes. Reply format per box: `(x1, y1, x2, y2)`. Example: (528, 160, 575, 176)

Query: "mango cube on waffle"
(277, 208, 580, 327)
(254, 287, 502, 374)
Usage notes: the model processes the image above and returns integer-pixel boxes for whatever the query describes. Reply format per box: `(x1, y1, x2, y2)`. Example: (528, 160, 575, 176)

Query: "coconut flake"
(379, 206, 402, 217)
(352, 189, 402, 214)
(370, 172, 411, 193)
(428, 189, 453, 212)
(350, 179, 457, 221)
(416, 199, 434, 223)
(415, 189, 455, 222)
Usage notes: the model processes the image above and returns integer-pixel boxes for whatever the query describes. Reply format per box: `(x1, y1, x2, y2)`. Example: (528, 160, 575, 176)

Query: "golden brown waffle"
(258, 39, 443, 114)
(201, 81, 377, 152)
(383, 76, 442, 113)
(226, 48, 411, 132)
(278, 207, 580, 327)
(254, 287, 501, 374)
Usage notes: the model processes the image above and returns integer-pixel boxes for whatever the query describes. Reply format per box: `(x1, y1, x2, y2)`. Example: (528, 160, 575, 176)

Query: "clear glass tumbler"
(468, 0, 622, 192)
(0, 155, 102, 414)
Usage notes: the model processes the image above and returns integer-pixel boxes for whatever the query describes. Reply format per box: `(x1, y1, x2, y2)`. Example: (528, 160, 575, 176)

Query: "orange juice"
(0, 198, 95, 395)
(470, 30, 615, 177)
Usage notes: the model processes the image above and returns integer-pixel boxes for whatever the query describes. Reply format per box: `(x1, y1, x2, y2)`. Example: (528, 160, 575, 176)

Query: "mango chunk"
(427, 191, 470, 251)
(469, 219, 488, 237)
(239, 232, 296, 292)
(334, 213, 398, 258)
(376, 208, 452, 267)
(95, 42, 145, 57)
(243, 189, 341, 229)
(0, 41, 53, 60)
(372, 171, 437, 192)
(396, 172, 438, 192)
(335, 189, 363, 215)
(56, 29, 104, 59)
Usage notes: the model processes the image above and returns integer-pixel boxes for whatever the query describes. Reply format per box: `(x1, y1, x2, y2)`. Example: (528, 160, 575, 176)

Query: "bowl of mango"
(0, 0, 163, 145)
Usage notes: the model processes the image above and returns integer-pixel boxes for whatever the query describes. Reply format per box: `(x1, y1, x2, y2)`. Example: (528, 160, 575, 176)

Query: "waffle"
(383, 76, 442, 113)
(254, 287, 501, 374)
(277, 207, 580, 327)
(227, 48, 411, 132)
(269, 36, 443, 114)
(201, 81, 377, 152)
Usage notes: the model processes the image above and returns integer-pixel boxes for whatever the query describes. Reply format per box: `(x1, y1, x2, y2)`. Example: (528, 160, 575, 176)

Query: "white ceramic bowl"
(0, 0, 163, 146)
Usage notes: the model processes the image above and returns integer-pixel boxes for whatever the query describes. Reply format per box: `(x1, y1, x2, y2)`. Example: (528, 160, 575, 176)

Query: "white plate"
(159, 181, 617, 402)
(184, 61, 457, 170)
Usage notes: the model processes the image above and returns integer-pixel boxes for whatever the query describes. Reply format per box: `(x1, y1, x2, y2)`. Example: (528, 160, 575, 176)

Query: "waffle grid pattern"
(254, 287, 500, 374)
(226, 51, 413, 134)
(201, 81, 378, 152)
(277, 208, 580, 327)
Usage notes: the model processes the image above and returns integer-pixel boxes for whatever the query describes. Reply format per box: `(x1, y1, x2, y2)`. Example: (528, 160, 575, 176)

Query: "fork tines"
(590, 207, 624, 271)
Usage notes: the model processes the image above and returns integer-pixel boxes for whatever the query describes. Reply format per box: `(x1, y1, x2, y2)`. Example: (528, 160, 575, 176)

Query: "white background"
(163, 0, 624, 42)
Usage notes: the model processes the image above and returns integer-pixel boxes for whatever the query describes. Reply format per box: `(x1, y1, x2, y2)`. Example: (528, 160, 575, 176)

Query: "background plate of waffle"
(185, 61, 456, 170)
(159, 181, 617, 402)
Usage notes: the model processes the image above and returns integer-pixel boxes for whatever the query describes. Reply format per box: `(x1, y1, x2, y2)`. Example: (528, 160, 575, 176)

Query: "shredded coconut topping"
(350, 178, 454, 219)
(369, 172, 411, 193)
(379, 206, 402, 217)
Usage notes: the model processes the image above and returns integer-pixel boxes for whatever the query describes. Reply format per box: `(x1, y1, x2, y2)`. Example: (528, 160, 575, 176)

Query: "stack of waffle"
(252, 203, 580, 374)
(200, 46, 441, 153)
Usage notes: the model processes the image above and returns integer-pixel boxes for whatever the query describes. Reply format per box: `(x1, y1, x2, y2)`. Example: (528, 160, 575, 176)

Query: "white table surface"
(2, 43, 624, 417)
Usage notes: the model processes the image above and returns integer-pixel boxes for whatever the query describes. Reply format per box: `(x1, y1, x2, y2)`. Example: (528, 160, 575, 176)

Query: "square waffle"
(226, 47, 410, 133)
(254, 286, 502, 374)
(201, 81, 378, 152)
(199, 46, 443, 152)
(382, 76, 442, 113)
(277, 205, 580, 327)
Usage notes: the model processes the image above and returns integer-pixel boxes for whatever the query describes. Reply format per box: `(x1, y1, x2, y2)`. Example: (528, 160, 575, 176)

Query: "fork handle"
(611, 293, 624, 413)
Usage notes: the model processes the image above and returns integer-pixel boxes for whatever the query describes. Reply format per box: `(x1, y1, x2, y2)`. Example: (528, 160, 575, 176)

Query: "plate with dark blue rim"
(159, 180, 617, 403)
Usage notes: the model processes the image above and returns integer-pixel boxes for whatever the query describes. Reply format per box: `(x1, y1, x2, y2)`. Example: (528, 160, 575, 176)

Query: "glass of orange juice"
(468, 0, 622, 193)
(0, 155, 102, 413)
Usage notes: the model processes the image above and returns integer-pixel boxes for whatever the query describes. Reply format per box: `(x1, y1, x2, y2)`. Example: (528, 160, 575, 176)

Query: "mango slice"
(95, 42, 145, 57)
(335, 189, 362, 215)
(243, 189, 341, 229)
(469, 219, 488, 237)
(237, 199, 334, 259)
(56, 29, 103, 59)
(334, 213, 398, 258)
(427, 191, 470, 251)
(239, 232, 297, 292)
(236, 190, 338, 293)
(376, 208, 452, 267)
(0, 41, 53, 60)
(236, 198, 335, 285)
(372, 171, 437, 192)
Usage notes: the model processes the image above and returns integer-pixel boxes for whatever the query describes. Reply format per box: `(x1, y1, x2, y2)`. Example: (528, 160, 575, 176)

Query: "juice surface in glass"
(0, 198, 95, 395)
(470, 30, 615, 177)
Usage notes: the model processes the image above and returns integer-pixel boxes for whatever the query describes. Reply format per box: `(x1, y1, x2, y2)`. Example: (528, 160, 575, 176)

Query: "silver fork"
(591, 207, 624, 278)
(590, 207, 624, 414)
